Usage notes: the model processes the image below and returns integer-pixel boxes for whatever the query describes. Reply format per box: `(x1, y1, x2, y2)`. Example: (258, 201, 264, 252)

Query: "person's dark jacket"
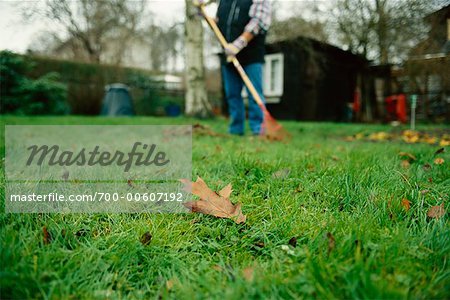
(216, 0, 266, 65)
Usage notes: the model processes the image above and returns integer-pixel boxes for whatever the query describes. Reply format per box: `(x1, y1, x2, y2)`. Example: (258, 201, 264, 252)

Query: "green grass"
(0, 116, 449, 299)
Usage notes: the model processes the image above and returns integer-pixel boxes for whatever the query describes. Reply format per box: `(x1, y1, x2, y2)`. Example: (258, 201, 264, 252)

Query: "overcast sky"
(0, 0, 185, 53)
(0, 0, 326, 53)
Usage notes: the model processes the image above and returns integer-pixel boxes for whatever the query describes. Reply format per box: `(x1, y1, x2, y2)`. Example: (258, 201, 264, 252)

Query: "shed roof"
(424, 4, 450, 23)
(266, 36, 368, 66)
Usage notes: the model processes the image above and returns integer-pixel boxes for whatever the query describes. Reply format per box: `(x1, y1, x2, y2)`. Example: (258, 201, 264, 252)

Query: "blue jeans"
(221, 63, 265, 135)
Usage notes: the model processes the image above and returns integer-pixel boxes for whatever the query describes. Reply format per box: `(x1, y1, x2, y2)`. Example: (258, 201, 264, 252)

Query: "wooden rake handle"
(198, 5, 267, 110)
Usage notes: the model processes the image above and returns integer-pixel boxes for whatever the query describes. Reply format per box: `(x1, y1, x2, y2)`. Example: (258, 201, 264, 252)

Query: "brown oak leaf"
(43, 227, 52, 245)
(400, 160, 410, 169)
(242, 267, 255, 282)
(166, 279, 174, 291)
(140, 232, 152, 245)
(326, 232, 335, 255)
(434, 148, 445, 155)
(401, 198, 411, 211)
(288, 237, 298, 248)
(423, 163, 432, 171)
(434, 157, 445, 165)
(180, 177, 246, 224)
(427, 204, 446, 219)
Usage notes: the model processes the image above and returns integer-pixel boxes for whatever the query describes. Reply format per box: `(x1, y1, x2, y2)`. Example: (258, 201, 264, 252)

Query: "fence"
(27, 55, 185, 115)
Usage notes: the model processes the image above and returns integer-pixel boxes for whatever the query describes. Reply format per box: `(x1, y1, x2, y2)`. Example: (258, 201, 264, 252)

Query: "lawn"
(0, 116, 449, 299)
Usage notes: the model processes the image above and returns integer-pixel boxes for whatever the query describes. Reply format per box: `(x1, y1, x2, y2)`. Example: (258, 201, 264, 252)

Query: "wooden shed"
(262, 36, 369, 121)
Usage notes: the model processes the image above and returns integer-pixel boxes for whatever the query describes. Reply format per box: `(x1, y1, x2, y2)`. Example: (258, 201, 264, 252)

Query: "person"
(215, 0, 272, 135)
(217, 0, 271, 135)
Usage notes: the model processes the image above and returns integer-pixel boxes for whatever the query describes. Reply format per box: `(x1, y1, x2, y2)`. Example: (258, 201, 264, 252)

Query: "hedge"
(26, 55, 184, 115)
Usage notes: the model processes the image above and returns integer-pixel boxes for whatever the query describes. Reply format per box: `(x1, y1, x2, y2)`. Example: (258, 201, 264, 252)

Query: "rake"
(197, 4, 290, 141)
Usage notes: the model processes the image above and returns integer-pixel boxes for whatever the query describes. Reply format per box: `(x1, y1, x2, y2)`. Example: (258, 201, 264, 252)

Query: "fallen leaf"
(434, 158, 445, 165)
(421, 135, 437, 145)
(193, 123, 224, 137)
(166, 279, 174, 291)
(403, 136, 420, 143)
(242, 267, 254, 282)
(62, 170, 69, 181)
(219, 183, 232, 198)
(401, 198, 411, 211)
(326, 232, 335, 255)
(344, 136, 355, 142)
(250, 241, 265, 252)
(272, 168, 290, 179)
(162, 127, 191, 138)
(401, 160, 410, 169)
(75, 229, 89, 237)
(140, 232, 152, 245)
(254, 241, 265, 248)
(43, 227, 51, 245)
(369, 132, 391, 141)
(288, 237, 298, 248)
(439, 139, 450, 147)
(402, 130, 420, 144)
(294, 184, 303, 193)
(434, 148, 445, 155)
(423, 164, 432, 171)
(355, 133, 364, 140)
(212, 265, 222, 272)
(427, 204, 446, 219)
(399, 152, 417, 161)
(180, 177, 246, 224)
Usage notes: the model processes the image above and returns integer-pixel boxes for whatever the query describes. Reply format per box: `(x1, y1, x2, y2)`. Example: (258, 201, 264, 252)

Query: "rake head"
(260, 110, 291, 141)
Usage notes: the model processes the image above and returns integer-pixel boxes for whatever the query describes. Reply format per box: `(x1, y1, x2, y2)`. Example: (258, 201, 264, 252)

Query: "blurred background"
(0, 0, 448, 123)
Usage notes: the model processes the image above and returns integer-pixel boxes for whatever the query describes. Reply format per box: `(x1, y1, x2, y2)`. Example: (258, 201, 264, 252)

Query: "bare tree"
(26, 31, 63, 56)
(330, 0, 442, 63)
(144, 23, 183, 72)
(31, 0, 146, 63)
(331, 0, 375, 59)
(184, 1, 211, 117)
(268, 17, 328, 44)
(145, 24, 167, 71)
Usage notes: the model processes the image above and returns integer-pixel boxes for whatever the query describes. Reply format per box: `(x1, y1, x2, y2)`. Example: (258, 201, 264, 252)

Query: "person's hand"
(224, 36, 248, 62)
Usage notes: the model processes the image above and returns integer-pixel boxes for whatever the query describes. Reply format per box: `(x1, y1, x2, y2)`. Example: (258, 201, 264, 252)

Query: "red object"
(385, 94, 407, 123)
(385, 95, 396, 114)
(396, 94, 407, 123)
(353, 89, 361, 113)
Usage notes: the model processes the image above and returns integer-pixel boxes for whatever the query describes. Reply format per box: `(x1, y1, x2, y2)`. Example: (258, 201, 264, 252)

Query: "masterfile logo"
(5, 125, 192, 213)
(26, 142, 170, 172)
